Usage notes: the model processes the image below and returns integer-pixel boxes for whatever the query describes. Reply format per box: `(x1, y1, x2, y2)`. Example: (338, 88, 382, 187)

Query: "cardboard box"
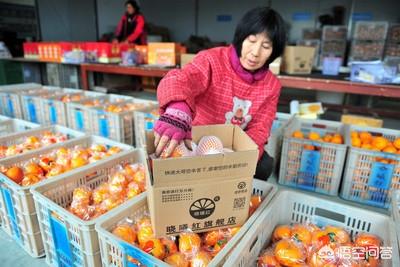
(148, 42, 179, 66)
(146, 124, 258, 236)
(281, 46, 315, 74)
(341, 114, 383, 128)
(180, 53, 196, 67)
(269, 57, 281, 75)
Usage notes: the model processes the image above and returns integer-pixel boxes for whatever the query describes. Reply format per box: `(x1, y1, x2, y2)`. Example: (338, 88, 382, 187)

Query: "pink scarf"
(229, 45, 269, 84)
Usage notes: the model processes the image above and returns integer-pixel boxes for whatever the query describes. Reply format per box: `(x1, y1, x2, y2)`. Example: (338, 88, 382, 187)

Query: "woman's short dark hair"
(233, 7, 286, 66)
(125, 0, 140, 13)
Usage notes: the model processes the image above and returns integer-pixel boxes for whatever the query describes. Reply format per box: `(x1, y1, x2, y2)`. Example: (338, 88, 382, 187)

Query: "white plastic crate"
(134, 106, 159, 148)
(264, 113, 293, 176)
(30, 149, 149, 267)
(0, 118, 39, 137)
(224, 189, 400, 267)
(279, 118, 348, 196)
(66, 94, 134, 133)
(0, 136, 133, 258)
(90, 99, 157, 145)
(95, 180, 277, 267)
(0, 125, 85, 161)
(38, 90, 104, 126)
(392, 190, 400, 250)
(341, 125, 400, 209)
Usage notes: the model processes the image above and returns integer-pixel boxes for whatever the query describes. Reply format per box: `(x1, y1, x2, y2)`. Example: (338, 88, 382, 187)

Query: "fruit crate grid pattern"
(392, 190, 400, 250)
(31, 150, 147, 267)
(0, 118, 39, 137)
(0, 91, 24, 119)
(133, 107, 159, 149)
(89, 99, 157, 145)
(224, 190, 399, 267)
(279, 118, 347, 196)
(0, 83, 40, 117)
(0, 136, 132, 258)
(66, 94, 134, 133)
(46, 63, 81, 89)
(341, 125, 400, 209)
(95, 180, 277, 267)
(38, 90, 104, 126)
(0, 125, 85, 161)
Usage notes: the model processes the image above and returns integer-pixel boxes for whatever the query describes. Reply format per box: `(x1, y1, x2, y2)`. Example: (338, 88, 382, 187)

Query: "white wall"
(37, 0, 97, 41)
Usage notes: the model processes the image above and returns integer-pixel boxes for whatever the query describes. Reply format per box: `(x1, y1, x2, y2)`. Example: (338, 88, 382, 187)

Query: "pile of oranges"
(60, 94, 85, 103)
(68, 163, 146, 220)
(351, 131, 400, 154)
(111, 195, 263, 266)
(292, 130, 344, 151)
(258, 224, 383, 267)
(0, 144, 122, 186)
(0, 131, 68, 159)
(104, 102, 149, 113)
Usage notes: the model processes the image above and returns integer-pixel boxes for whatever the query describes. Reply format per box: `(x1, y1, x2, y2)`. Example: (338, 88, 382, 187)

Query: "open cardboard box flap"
(146, 124, 258, 187)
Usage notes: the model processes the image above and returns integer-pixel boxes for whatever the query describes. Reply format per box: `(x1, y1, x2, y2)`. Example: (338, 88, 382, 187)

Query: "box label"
(122, 242, 159, 267)
(6, 95, 14, 117)
(49, 212, 73, 266)
(49, 101, 57, 124)
(368, 162, 393, 190)
(75, 109, 84, 131)
(98, 110, 109, 137)
(1, 187, 21, 241)
(27, 97, 38, 123)
(297, 149, 320, 190)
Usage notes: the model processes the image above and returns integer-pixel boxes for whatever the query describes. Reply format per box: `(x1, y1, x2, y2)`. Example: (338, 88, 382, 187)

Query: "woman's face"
(126, 4, 135, 15)
(240, 32, 273, 71)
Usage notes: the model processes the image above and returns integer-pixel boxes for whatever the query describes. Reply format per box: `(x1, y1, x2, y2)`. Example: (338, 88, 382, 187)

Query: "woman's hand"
(154, 102, 192, 157)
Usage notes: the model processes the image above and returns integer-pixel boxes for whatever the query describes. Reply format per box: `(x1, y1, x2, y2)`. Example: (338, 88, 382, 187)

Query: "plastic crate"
(278, 118, 348, 196)
(385, 42, 400, 58)
(354, 21, 389, 41)
(392, 190, 400, 250)
(66, 94, 134, 133)
(21, 87, 62, 123)
(388, 24, 400, 43)
(224, 189, 399, 267)
(321, 40, 347, 56)
(30, 149, 148, 267)
(38, 90, 104, 126)
(0, 118, 39, 137)
(95, 180, 277, 267)
(341, 125, 400, 209)
(0, 136, 133, 258)
(0, 83, 42, 118)
(90, 99, 157, 145)
(350, 40, 385, 62)
(264, 113, 293, 176)
(133, 107, 159, 148)
(22, 63, 42, 84)
(0, 125, 85, 161)
(322, 25, 348, 40)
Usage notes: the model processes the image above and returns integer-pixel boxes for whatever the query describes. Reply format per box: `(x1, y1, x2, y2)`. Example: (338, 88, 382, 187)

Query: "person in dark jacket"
(114, 0, 147, 44)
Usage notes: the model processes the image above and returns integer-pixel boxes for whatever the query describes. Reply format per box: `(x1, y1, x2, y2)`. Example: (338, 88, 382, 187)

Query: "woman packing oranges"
(153, 7, 287, 180)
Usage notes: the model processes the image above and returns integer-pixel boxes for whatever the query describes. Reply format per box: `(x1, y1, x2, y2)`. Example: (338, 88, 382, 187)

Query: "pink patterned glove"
(154, 101, 192, 142)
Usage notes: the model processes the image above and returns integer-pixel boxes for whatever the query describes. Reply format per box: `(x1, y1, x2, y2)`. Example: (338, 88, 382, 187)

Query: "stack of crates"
(350, 21, 388, 62)
(341, 125, 400, 209)
(279, 118, 348, 196)
(0, 115, 39, 137)
(385, 24, 400, 59)
(133, 106, 159, 148)
(392, 190, 400, 249)
(320, 25, 347, 66)
(46, 63, 80, 88)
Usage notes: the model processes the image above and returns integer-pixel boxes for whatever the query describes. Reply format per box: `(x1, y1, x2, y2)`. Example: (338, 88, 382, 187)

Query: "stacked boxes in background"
(296, 40, 320, 68)
(385, 24, 400, 59)
(46, 63, 80, 88)
(320, 25, 347, 66)
(350, 21, 388, 62)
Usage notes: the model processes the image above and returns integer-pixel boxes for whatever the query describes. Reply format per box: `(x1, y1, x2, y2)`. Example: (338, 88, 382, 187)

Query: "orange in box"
(148, 42, 180, 66)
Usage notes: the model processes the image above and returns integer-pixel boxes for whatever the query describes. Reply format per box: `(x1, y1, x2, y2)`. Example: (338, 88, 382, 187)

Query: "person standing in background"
(114, 0, 147, 44)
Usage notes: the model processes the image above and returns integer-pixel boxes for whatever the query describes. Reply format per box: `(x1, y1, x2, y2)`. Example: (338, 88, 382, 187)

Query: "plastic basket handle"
(311, 123, 327, 129)
(314, 207, 346, 223)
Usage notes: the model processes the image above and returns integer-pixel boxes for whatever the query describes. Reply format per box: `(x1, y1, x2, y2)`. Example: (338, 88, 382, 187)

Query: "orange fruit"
(361, 143, 373, 150)
(351, 138, 361, 148)
(274, 239, 306, 267)
(5, 166, 24, 184)
(164, 252, 190, 267)
(309, 243, 338, 267)
(350, 131, 359, 139)
(292, 131, 304, 139)
(304, 144, 315, 150)
(137, 226, 154, 245)
(383, 145, 397, 154)
(324, 226, 350, 244)
(354, 233, 382, 248)
(372, 137, 389, 151)
(228, 226, 241, 236)
(291, 224, 312, 246)
(249, 195, 262, 216)
(330, 135, 343, 144)
(258, 253, 281, 267)
(394, 138, 400, 149)
(24, 162, 44, 176)
(92, 183, 110, 204)
(308, 132, 320, 141)
(140, 238, 166, 260)
(190, 251, 211, 267)
(136, 216, 152, 230)
(272, 225, 292, 242)
(323, 135, 332, 143)
(46, 164, 65, 177)
(161, 237, 178, 256)
(112, 225, 136, 244)
(106, 146, 121, 156)
(179, 232, 201, 255)
(71, 156, 88, 169)
(127, 182, 141, 199)
(21, 173, 42, 186)
(203, 230, 220, 247)
(72, 187, 92, 205)
(359, 131, 372, 142)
